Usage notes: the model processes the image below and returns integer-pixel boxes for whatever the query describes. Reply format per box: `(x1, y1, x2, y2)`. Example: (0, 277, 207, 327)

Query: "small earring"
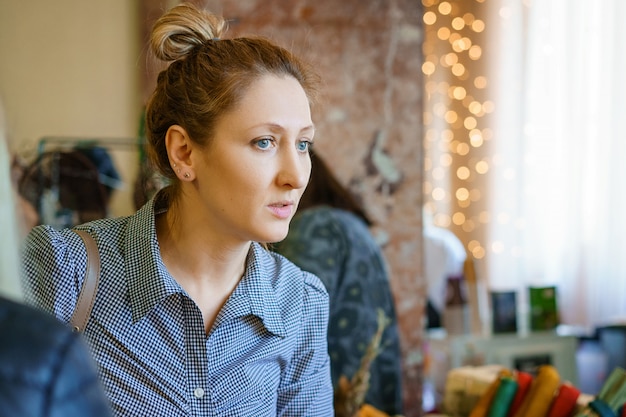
(184, 172, 190, 179)
(177, 168, 181, 174)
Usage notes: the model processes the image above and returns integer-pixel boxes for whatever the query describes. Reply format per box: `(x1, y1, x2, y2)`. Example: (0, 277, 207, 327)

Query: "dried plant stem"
(335, 308, 390, 417)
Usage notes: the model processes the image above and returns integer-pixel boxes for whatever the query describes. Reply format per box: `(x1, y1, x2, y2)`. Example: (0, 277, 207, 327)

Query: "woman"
(0, 105, 111, 416)
(22, 3, 333, 416)
(274, 152, 404, 415)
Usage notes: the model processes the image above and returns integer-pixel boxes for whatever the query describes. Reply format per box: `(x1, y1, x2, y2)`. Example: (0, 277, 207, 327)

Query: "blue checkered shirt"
(22, 194, 334, 416)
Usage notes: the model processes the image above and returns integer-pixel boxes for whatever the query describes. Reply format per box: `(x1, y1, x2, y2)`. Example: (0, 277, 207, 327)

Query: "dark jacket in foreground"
(0, 296, 111, 417)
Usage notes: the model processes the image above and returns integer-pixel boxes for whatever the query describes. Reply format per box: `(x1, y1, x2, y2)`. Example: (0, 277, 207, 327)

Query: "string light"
(422, 0, 492, 260)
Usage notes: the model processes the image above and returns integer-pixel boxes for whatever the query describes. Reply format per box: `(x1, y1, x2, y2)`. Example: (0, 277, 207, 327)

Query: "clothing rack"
(21, 136, 148, 228)
(37, 136, 145, 155)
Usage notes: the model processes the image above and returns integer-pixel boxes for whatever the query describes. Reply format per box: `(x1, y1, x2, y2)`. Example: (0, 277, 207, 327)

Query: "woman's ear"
(166, 125, 195, 181)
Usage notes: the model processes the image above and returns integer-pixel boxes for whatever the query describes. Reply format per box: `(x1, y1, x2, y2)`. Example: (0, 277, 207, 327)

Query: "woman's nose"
(277, 149, 310, 189)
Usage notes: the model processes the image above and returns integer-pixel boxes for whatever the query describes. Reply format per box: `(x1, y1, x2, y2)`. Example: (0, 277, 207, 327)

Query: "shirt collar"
(125, 191, 178, 323)
(124, 190, 286, 337)
(233, 242, 287, 337)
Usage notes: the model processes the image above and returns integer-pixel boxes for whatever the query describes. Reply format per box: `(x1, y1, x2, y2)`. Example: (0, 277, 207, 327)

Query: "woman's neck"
(155, 202, 249, 333)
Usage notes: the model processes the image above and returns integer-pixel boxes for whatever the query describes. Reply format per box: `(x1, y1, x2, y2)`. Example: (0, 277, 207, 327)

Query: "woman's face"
(191, 74, 314, 244)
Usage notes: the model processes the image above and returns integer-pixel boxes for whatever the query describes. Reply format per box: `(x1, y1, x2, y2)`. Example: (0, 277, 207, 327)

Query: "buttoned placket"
(184, 297, 211, 416)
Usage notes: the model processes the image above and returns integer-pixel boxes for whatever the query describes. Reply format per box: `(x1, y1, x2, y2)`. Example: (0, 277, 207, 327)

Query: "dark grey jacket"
(0, 296, 111, 417)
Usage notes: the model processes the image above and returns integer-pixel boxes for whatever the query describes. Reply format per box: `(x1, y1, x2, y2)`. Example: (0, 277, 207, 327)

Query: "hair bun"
(150, 2, 226, 62)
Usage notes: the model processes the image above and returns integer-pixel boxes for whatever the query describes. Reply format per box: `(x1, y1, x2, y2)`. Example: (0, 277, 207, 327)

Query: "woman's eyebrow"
(249, 122, 316, 134)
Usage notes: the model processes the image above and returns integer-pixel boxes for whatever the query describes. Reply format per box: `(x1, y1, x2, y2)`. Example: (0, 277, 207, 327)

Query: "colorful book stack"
(468, 365, 581, 417)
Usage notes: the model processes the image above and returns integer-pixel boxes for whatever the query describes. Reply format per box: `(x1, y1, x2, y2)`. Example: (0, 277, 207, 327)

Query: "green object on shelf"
(574, 367, 626, 416)
(487, 376, 518, 417)
(529, 286, 559, 331)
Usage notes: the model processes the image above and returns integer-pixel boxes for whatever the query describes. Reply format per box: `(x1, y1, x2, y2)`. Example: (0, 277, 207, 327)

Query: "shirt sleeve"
(276, 271, 334, 416)
(21, 224, 87, 324)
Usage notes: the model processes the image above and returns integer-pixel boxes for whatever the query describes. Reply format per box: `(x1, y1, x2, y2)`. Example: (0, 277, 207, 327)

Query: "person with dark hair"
(274, 151, 404, 415)
(0, 103, 111, 416)
(21, 3, 332, 415)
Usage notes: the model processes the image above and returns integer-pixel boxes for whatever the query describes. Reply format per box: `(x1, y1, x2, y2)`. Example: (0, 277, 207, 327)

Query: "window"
(423, 0, 626, 328)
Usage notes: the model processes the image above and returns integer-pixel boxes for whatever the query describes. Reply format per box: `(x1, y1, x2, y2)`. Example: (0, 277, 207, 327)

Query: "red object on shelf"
(506, 371, 533, 417)
(546, 383, 581, 417)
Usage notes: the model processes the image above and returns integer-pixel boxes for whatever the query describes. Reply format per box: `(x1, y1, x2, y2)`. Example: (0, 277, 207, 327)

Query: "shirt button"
(193, 387, 205, 398)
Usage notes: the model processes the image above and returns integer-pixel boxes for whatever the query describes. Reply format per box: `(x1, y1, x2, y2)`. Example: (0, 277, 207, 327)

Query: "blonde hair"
(0, 100, 23, 301)
(145, 2, 320, 200)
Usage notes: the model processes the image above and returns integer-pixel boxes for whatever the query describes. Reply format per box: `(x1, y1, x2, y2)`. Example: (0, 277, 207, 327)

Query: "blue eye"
(297, 141, 311, 152)
(255, 138, 272, 149)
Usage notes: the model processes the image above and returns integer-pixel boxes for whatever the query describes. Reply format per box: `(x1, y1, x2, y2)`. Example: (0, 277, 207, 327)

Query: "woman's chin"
(262, 229, 289, 244)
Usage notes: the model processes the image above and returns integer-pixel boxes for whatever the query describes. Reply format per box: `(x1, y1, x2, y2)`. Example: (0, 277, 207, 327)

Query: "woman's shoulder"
(26, 215, 128, 243)
(22, 217, 133, 318)
(23, 224, 89, 272)
(256, 247, 329, 336)
(258, 244, 328, 298)
(24, 214, 137, 262)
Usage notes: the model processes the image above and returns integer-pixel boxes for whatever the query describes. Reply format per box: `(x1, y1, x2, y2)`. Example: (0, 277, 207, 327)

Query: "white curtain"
(486, 0, 626, 327)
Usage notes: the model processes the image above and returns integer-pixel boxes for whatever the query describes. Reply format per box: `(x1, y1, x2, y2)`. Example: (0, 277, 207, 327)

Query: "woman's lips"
(268, 202, 293, 219)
